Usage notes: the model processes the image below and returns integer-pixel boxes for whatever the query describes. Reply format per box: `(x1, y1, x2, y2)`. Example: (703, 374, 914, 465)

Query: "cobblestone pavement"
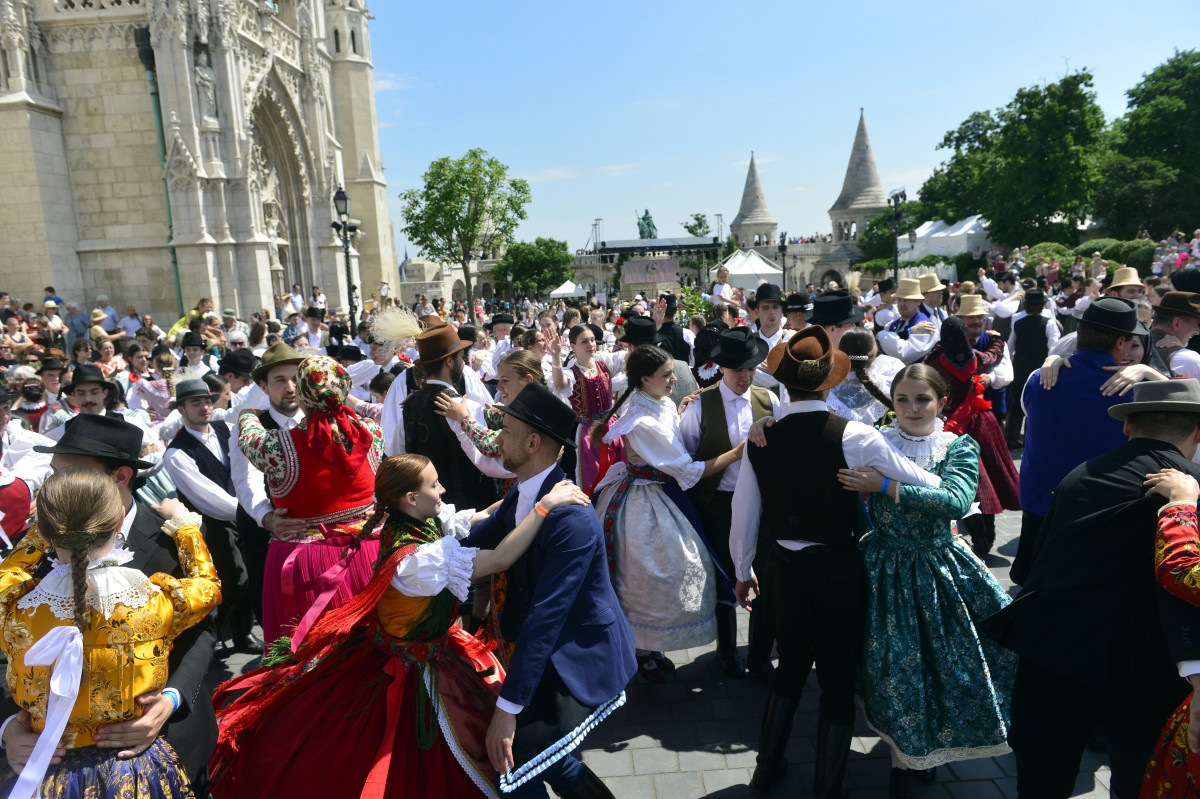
(211, 508, 1113, 798)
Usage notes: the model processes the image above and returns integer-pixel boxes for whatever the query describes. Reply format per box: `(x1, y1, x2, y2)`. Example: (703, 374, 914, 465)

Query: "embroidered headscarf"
(297, 355, 373, 473)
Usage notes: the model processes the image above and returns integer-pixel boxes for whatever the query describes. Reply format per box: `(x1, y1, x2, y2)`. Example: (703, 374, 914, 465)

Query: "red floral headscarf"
(297, 355, 373, 473)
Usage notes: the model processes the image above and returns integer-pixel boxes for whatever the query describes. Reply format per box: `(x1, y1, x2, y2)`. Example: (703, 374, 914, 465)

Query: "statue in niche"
(195, 50, 218, 124)
(637, 209, 657, 240)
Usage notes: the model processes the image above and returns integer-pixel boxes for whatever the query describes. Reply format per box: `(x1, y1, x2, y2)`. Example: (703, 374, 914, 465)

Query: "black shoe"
(913, 766, 937, 783)
(745, 657, 775, 684)
(889, 767, 914, 799)
(555, 763, 615, 799)
(812, 717, 853, 798)
(749, 692, 800, 792)
(715, 604, 745, 678)
(637, 655, 668, 684)
(651, 651, 676, 674)
(230, 634, 264, 655)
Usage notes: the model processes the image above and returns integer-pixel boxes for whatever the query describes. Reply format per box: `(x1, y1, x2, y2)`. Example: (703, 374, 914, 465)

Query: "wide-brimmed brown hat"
(1155, 291, 1200, 320)
(251, 341, 306, 381)
(766, 325, 850, 393)
(895, 278, 925, 300)
(1109, 378, 1200, 420)
(919, 273, 947, 293)
(956, 294, 990, 317)
(415, 323, 471, 366)
(418, 314, 443, 328)
(1109, 266, 1142, 289)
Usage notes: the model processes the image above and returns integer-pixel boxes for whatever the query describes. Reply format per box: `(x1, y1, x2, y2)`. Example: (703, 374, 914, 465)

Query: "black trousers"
(200, 517, 253, 640)
(697, 490, 736, 586)
(235, 506, 269, 625)
(1010, 658, 1184, 798)
(763, 544, 865, 724)
(1010, 510, 1045, 586)
(1006, 369, 1035, 446)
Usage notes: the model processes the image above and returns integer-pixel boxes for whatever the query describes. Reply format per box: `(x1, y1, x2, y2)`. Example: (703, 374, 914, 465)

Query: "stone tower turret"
(828, 110, 888, 244)
(326, 0, 397, 300)
(730, 152, 778, 247)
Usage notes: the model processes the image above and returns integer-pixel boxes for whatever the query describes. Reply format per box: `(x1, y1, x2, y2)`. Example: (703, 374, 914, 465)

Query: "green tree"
(1092, 153, 1179, 238)
(399, 149, 531, 299)
(682, 213, 710, 238)
(1112, 49, 1200, 234)
(723, 234, 739, 258)
(858, 201, 926, 261)
(497, 237, 576, 294)
(919, 73, 1104, 246)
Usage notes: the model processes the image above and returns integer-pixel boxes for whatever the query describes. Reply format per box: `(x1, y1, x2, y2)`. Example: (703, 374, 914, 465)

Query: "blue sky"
(368, 0, 1194, 258)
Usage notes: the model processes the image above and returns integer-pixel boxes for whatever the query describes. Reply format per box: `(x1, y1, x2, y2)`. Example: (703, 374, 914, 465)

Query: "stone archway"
(819, 269, 844, 289)
(250, 98, 310, 298)
(452, 279, 466, 301)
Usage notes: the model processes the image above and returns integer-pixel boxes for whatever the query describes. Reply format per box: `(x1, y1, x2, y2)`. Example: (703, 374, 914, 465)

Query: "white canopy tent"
(899, 214, 991, 262)
(549, 280, 586, 298)
(709, 248, 784, 289)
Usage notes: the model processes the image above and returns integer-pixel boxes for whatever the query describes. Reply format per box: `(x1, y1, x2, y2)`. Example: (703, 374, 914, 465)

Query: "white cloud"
(598, 163, 636, 177)
(375, 72, 415, 93)
(731, 155, 779, 168)
(516, 166, 580, 184)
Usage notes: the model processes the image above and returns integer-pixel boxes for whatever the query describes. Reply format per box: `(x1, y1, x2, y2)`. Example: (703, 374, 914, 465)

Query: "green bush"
(1106, 240, 1157, 273)
(1072, 238, 1120, 258)
(1026, 241, 1072, 259)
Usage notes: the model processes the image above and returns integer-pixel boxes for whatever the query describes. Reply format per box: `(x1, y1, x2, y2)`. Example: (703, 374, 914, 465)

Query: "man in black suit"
(0, 415, 219, 795)
(982, 379, 1200, 798)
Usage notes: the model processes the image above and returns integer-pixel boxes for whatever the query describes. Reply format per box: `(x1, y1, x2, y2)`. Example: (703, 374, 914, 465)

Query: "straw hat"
(1109, 266, 1142, 289)
(956, 294, 990, 317)
(919, 273, 947, 293)
(895, 278, 925, 300)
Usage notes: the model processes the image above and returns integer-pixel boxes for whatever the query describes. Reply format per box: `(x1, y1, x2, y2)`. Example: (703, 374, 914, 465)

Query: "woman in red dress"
(237, 354, 384, 647)
(210, 454, 589, 798)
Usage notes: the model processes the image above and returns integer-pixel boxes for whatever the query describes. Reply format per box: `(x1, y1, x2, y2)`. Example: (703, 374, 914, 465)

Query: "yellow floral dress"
(0, 514, 221, 799)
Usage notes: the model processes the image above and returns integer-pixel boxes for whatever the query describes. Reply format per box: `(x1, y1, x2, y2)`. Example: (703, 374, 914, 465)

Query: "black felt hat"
(617, 316, 663, 346)
(658, 293, 678, 311)
(877, 277, 898, 294)
(806, 291, 865, 326)
(756, 283, 784, 305)
(498, 382, 578, 448)
(710, 327, 769, 370)
(784, 293, 811, 313)
(492, 312, 515, 326)
(181, 332, 206, 349)
(61, 363, 114, 394)
(692, 321, 728, 365)
(1079, 297, 1148, 337)
(218, 348, 260, 379)
(33, 413, 153, 469)
(37, 358, 64, 375)
(335, 345, 365, 363)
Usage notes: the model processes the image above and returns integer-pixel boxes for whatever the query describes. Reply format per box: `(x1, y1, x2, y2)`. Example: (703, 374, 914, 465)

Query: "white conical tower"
(828, 110, 889, 243)
(730, 152, 778, 247)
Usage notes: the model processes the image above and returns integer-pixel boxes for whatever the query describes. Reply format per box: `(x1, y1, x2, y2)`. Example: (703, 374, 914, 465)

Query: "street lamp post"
(331, 186, 358, 323)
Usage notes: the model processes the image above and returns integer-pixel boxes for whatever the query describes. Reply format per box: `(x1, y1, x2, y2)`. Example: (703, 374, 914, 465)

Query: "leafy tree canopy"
(682, 213, 710, 238)
(399, 149, 531, 298)
(497, 237, 576, 294)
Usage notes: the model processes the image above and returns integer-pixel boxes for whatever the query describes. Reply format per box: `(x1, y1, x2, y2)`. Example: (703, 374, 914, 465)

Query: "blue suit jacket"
(463, 465, 637, 708)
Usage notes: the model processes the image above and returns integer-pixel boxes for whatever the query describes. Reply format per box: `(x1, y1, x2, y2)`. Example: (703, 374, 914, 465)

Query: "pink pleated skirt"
(261, 524, 381, 646)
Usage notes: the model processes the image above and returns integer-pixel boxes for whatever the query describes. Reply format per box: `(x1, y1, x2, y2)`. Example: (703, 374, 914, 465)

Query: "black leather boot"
(749, 692, 800, 792)
(556, 763, 615, 799)
(889, 767, 914, 798)
(812, 717, 854, 798)
(715, 604, 745, 678)
(745, 598, 775, 683)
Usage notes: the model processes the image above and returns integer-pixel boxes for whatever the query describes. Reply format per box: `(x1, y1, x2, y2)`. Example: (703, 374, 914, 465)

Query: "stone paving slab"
(209, 509, 1112, 797)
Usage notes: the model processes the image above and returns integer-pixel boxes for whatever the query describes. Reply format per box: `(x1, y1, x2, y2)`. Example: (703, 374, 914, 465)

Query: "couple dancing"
(211, 382, 636, 799)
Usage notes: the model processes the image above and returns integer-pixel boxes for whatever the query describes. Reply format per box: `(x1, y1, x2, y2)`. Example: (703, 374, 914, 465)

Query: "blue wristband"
(162, 688, 181, 716)
(881, 477, 891, 495)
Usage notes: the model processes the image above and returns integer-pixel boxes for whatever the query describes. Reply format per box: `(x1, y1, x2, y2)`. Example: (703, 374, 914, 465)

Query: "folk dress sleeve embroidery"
(0, 529, 47, 626)
(896, 435, 980, 519)
(150, 521, 222, 637)
(1155, 502, 1200, 604)
(237, 412, 287, 483)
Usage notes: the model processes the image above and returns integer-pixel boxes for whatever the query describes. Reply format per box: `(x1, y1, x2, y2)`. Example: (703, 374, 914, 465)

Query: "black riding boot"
(745, 597, 774, 683)
(715, 603, 745, 678)
(812, 717, 854, 799)
(889, 767, 914, 798)
(749, 692, 800, 792)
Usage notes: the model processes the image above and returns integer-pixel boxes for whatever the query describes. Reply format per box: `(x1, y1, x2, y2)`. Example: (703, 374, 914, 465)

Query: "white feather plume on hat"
(369, 307, 422, 353)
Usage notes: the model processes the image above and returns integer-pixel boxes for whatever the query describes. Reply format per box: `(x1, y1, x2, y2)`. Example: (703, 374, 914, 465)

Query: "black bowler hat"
(492, 312, 515, 326)
(37, 358, 64, 375)
(1024, 289, 1047, 307)
(1172, 266, 1200, 294)
(336, 345, 365, 363)
(692, 321, 728, 366)
(710, 327, 769, 370)
(806, 291, 866, 327)
(171, 379, 219, 408)
(1079, 296, 1148, 336)
(756, 284, 784, 305)
(151, 344, 171, 358)
(617, 316, 664, 346)
(218, 348, 260, 379)
(34, 413, 153, 470)
(61, 363, 114, 394)
(877, 277, 898, 294)
(498, 382, 578, 448)
(181, 332, 206, 349)
(658, 293, 678, 311)
(784, 293, 811, 313)
(580, 323, 604, 343)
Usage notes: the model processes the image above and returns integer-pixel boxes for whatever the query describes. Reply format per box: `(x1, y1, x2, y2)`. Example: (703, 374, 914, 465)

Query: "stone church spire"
(730, 152, 778, 247)
(829, 110, 888, 212)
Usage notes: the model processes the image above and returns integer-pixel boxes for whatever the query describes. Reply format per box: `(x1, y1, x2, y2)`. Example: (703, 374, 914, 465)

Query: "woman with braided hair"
(210, 453, 589, 798)
(826, 328, 903, 426)
(0, 466, 220, 798)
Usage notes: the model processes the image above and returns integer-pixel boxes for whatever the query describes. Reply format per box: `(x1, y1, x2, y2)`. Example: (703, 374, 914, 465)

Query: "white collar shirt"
(516, 463, 557, 523)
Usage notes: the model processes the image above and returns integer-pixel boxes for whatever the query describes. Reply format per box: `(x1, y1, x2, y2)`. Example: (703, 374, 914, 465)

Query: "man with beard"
(42, 364, 151, 440)
(463, 383, 635, 798)
(401, 323, 497, 510)
(164, 379, 259, 654)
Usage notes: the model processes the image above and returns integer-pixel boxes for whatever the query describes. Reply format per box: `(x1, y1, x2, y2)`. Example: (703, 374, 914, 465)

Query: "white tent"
(709, 248, 784, 289)
(549, 280, 586, 298)
(900, 214, 991, 262)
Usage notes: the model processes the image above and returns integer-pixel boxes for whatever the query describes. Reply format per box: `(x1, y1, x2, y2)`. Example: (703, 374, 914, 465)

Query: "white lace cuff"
(161, 512, 203, 537)
(391, 536, 478, 602)
(437, 503, 476, 540)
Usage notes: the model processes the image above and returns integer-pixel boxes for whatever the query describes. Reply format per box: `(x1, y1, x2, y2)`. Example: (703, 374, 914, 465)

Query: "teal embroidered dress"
(858, 423, 1017, 769)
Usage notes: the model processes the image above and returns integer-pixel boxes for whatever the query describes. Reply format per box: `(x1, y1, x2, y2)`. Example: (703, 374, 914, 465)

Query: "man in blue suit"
(463, 383, 637, 798)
